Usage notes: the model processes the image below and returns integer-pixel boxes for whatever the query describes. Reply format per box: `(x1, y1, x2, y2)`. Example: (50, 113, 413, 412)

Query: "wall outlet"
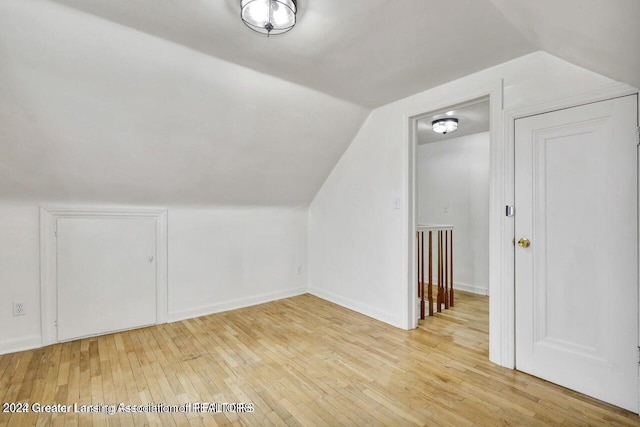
(13, 301, 26, 316)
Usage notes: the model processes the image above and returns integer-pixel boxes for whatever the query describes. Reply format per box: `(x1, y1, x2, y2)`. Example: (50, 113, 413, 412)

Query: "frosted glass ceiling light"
(241, 0, 297, 36)
(432, 118, 459, 135)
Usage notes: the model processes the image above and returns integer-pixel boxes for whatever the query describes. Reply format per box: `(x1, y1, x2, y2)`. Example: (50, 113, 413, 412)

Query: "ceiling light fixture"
(432, 118, 459, 135)
(241, 0, 297, 36)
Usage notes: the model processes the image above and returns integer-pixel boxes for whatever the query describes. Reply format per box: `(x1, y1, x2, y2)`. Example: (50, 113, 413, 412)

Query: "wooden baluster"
(417, 232, 420, 299)
(437, 230, 442, 312)
(436, 230, 440, 312)
(428, 231, 433, 316)
(440, 230, 443, 311)
(420, 231, 425, 320)
(441, 230, 444, 310)
(444, 230, 449, 309)
(450, 229, 454, 307)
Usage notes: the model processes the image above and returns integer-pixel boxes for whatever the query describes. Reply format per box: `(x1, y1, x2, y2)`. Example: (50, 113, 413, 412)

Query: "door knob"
(517, 238, 531, 248)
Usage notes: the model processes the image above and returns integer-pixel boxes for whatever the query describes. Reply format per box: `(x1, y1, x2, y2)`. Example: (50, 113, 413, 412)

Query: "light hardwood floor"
(1, 292, 639, 426)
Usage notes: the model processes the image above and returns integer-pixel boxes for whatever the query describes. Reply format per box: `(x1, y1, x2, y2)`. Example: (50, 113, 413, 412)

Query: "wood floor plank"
(1, 292, 639, 426)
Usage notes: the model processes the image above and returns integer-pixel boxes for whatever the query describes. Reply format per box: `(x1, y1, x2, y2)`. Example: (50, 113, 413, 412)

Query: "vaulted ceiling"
(0, 0, 637, 206)
(490, 0, 640, 93)
(48, 0, 536, 108)
(47, 0, 640, 108)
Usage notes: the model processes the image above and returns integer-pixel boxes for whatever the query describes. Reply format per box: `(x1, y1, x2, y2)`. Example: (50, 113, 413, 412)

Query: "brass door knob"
(517, 238, 531, 248)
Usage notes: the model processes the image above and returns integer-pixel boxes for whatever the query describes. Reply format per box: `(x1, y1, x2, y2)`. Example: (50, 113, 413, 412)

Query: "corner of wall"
(307, 286, 404, 330)
(167, 286, 308, 323)
(0, 335, 42, 356)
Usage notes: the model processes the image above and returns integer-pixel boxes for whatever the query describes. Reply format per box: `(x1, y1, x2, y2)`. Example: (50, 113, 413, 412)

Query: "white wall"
(0, 50, 628, 356)
(2, 0, 323, 355)
(417, 132, 490, 295)
(308, 51, 622, 332)
(0, 203, 41, 352)
(168, 207, 307, 321)
(0, 0, 368, 206)
(0, 203, 307, 354)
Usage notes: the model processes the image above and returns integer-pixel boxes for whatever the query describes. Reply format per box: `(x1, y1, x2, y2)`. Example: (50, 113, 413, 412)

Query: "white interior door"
(57, 217, 157, 341)
(515, 95, 639, 412)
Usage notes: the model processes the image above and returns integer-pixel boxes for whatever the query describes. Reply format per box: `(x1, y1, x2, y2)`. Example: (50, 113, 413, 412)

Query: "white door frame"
(403, 80, 503, 357)
(404, 81, 638, 368)
(40, 206, 168, 346)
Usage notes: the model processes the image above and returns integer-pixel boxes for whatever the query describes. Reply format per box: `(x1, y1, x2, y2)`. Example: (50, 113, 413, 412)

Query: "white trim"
(416, 281, 489, 297)
(309, 286, 400, 327)
(40, 207, 56, 347)
(39, 206, 168, 346)
(402, 105, 416, 330)
(417, 223, 454, 231)
(507, 82, 638, 120)
(637, 92, 640, 415)
(501, 82, 638, 369)
(403, 81, 504, 364)
(453, 281, 489, 296)
(168, 287, 308, 323)
(0, 335, 42, 356)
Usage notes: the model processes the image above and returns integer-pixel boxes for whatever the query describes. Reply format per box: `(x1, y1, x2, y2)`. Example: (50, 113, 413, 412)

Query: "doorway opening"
(407, 92, 504, 360)
(413, 98, 491, 346)
(404, 82, 504, 363)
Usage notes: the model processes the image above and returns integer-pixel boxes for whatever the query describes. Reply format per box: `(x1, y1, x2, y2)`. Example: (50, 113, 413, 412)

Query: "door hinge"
(54, 320, 58, 327)
(637, 346, 640, 365)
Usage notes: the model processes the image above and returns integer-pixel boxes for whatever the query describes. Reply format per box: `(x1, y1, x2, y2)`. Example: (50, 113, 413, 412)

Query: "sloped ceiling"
(0, 0, 368, 206)
(47, 0, 537, 108)
(1, 0, 637, 207)
(490, 0, 640, 92)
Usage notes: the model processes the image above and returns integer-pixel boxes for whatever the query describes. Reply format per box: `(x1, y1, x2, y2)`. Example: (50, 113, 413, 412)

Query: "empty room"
(1, 0, 640, 425)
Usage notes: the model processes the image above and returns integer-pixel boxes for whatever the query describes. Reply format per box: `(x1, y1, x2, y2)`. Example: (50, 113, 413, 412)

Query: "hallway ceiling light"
(432, 118, 459, 135)
(241, 0, 297, 36)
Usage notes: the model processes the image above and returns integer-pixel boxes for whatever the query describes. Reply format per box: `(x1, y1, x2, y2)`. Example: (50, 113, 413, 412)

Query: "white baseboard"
(425, 280, 488, 296)
(0, 334, 42, 356)
(167, 286, 308, 323)
(0, 288, 309, 355)
(308, 287, 401, 328)
(453, 281, 489, 296)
